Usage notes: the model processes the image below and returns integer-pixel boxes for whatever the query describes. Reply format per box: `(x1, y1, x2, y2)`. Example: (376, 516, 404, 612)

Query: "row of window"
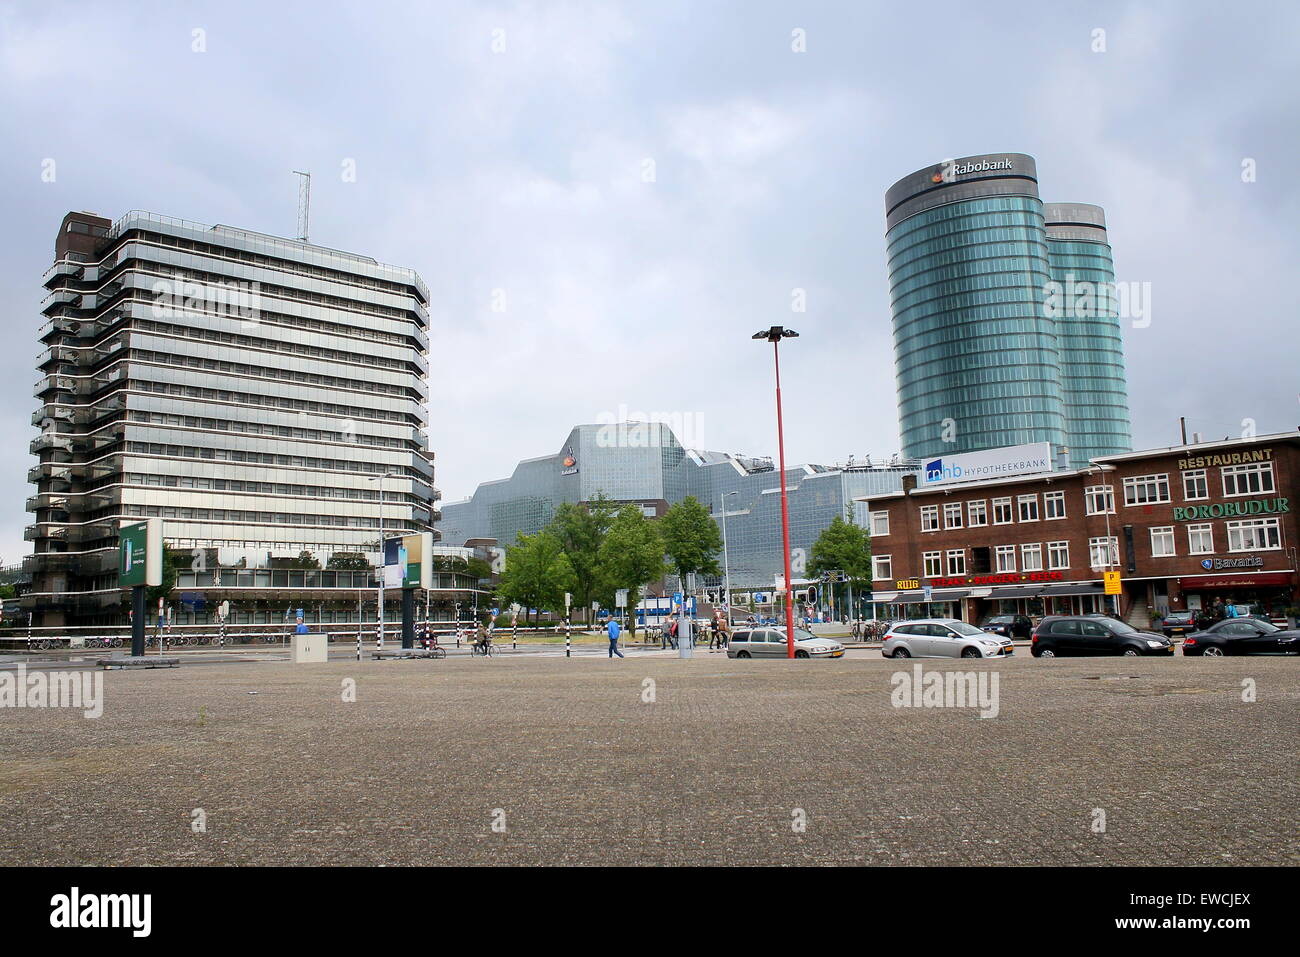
(872, 462, 1278, 535)
(871, 518, 1284, 580)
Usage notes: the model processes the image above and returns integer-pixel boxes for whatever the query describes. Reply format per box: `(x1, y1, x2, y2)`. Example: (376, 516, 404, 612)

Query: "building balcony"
(31, 404, 76, 427)
(26, 494, 70, 512)
(24, 524, 70, 542)
(40, 289, 83, 313)
(30, 433, 74, 454)
(33, 374, 76, 397)
(66, 522, 116, 545)
(43, 260, 85, 287)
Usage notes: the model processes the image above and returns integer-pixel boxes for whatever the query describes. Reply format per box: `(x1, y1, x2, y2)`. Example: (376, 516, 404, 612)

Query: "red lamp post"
(753, 325, 799, 658)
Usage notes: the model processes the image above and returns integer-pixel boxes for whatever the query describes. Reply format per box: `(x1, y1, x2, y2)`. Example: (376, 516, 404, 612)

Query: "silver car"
(727, 626, 844, 659)
(882, 618, 1014, 659)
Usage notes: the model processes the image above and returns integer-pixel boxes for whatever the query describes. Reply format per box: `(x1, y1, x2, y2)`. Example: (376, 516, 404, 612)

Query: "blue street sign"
(673, 592, 682, 603)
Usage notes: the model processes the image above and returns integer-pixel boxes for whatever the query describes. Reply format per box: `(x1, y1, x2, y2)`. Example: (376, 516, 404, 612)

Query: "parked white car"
(727, 626, 844, 659)
(882, 619, 1014, 659)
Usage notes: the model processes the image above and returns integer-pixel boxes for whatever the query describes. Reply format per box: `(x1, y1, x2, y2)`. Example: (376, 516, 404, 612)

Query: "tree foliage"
(549, 496, 617, 623)
(660, 496, 722, 586)
(597, 505, 667, 637)
(809, 515, 872, 583)
(495, 530, 575, 624)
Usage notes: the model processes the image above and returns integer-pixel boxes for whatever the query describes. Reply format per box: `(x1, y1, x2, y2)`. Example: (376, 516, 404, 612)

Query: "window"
(1182, 469, 1208, 501)
(1017, 494, 1039, 522)
(1222, 462, 1275, 497)
(1150, 526, 1176, 558)
(1089, 536, 1119, 568)
(995, 545, 1016, 572)
(1021, 543, 1043, 572)
(920, 505, 939, 532)
(992, 497, 1013, 524)
(870, 511, 889, 537)
(1123, 474, 1170, 506)
(946, 549, 966, 576)
(873, 555, 892, 581)
(1084, 486, 1115, 515)
(1047, 541, 1070, 570)
(1226, 518, 1282, 552)
(943, 502, 963, 529)
(1187, 524, 1213, 555)
(924, 551, 943, 577)
(967, 500, 987, 527)
(1044, 490, 1066, 520)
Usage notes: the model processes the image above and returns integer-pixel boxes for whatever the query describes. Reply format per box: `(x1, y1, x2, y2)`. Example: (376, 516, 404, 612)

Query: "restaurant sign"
(1172, 497, 1288, 522)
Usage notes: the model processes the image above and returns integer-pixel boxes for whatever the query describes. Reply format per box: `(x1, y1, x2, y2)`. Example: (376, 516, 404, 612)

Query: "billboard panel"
(916, 442, 1054, 488)
(119, 519, 162, 587)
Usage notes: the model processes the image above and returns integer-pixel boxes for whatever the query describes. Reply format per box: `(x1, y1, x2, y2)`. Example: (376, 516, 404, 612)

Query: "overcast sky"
(1, 0, 1298, 561)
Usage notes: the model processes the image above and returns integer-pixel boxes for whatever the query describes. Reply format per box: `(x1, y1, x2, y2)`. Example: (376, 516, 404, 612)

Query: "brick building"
(859, 433, 1299, 627)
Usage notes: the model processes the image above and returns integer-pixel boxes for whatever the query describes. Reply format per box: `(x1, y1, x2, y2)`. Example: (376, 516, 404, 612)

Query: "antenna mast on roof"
(292, 170, 311, 242)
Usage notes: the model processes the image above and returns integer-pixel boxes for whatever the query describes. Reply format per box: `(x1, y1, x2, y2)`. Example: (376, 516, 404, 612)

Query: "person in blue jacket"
(607, 617, 624, 658)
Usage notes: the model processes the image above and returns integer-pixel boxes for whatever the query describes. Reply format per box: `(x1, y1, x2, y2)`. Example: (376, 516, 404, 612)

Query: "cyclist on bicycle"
(474, 621, 492, 655)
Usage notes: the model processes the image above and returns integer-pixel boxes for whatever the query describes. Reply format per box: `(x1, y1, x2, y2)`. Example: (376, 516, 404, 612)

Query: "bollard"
(564, 619, 571, 658)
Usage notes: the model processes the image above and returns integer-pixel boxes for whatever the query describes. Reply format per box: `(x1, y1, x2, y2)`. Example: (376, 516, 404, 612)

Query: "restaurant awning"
(968, 587, 993, 598)
(870, 591, 898, 603)
(985, 586, 1040, 599)
(1036, 582, 1106, 597)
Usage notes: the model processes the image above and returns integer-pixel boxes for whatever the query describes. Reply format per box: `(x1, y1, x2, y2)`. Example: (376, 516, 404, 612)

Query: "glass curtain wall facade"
(884, 153, 1131, 466)
(438, 423, 917, 587)
(1044, 204, 1132, 467)
(25, 210, 438, 627)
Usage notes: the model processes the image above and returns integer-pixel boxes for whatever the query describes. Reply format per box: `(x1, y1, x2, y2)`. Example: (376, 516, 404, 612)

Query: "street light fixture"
(719, 490, 739, 627)
(752, 325, 799, 658)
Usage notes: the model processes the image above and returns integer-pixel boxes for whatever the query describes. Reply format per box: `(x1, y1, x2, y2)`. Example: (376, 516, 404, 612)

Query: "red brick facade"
(861, 434, 1299, 626)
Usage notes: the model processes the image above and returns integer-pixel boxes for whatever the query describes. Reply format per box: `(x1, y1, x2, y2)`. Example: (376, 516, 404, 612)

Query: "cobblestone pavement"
(0, 654, 1295, 866)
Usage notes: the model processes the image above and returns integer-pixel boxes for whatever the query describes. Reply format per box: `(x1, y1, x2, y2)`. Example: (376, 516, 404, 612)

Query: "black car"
(1030, 615, 1174, 657)
(1159, 610, 1200, 638)
(1181, 618, 1300, 656)
(982, 614, 1033, 639)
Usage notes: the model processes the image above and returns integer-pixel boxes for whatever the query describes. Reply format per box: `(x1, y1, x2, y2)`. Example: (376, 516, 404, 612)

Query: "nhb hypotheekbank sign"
(918, 443, 1054, 488)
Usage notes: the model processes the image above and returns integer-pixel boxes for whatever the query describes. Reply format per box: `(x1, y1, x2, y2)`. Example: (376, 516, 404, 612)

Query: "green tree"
(327, 551, 371, 570)
(146, 544, 184, 608)
(495, 531, 575, 625)
(810, 515, 872, 616)
(597, 505, 667, 638)
(465, 556, 493, 581)
(660, 496, 722, 590)
(293, 550, 322, 570)
(548, 496, 617, 624)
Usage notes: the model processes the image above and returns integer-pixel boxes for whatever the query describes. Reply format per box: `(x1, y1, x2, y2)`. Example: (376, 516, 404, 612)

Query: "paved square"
(1, 653, 1295, 865)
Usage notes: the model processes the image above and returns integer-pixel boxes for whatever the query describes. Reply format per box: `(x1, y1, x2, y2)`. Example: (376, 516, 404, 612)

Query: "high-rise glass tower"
(1044, 203, 1132, 466)
(884, 154, 1131, 467)
(25, 210, 438, 627)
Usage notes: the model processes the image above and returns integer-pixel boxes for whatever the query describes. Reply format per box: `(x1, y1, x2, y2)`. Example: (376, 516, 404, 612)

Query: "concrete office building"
(438, 422, 916, 589)
(25, 210, 451, 628)
(885, 153, 1132, 469)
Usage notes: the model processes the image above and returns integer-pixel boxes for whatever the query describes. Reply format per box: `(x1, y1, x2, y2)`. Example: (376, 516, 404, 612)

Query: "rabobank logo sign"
(917, 443, 1055, 488)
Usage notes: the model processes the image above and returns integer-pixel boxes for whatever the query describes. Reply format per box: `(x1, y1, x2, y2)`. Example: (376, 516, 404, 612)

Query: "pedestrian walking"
(607, 617, 624, 658)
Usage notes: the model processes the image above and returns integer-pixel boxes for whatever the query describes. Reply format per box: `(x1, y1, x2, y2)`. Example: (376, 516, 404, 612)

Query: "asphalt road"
(0, 652, 1295, 866)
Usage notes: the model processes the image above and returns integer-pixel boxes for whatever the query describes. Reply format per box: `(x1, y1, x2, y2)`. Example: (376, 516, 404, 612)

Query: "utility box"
(290, 633, 328, 663)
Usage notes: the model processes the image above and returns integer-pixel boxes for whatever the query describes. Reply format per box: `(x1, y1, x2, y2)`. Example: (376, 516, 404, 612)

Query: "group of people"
(654, 611, 731, 651)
